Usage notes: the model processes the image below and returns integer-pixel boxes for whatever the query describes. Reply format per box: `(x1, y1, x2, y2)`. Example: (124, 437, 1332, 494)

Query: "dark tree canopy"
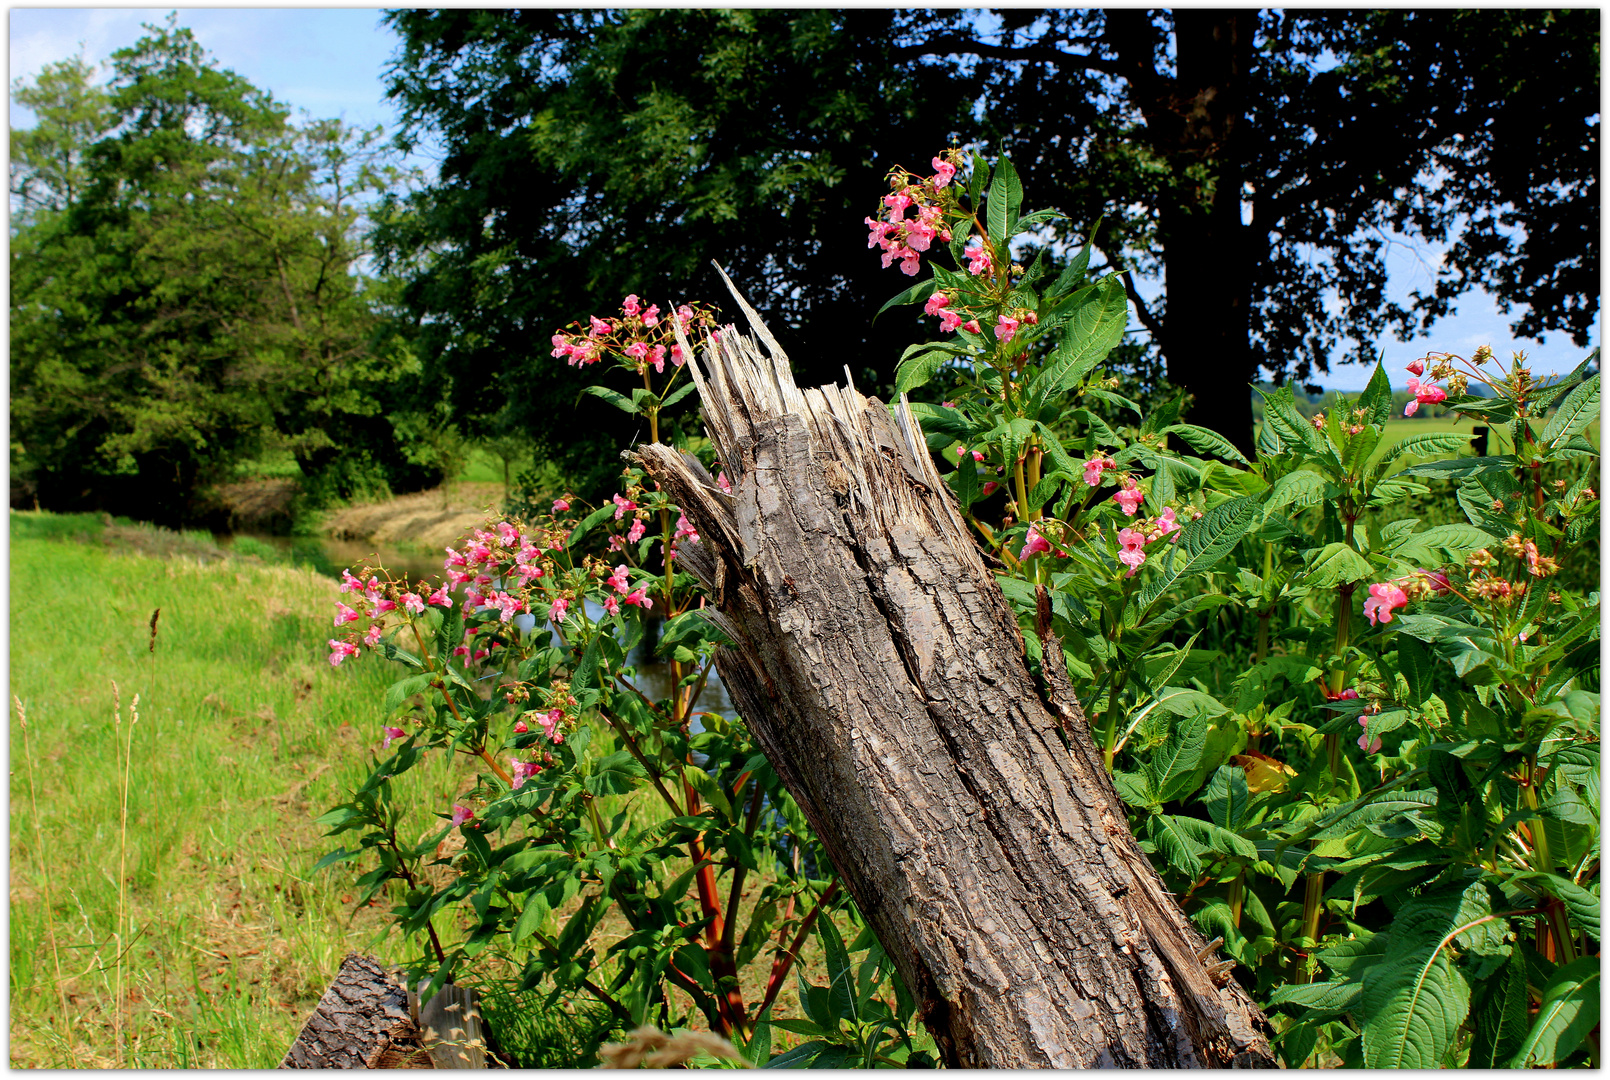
(385, 10, 1601, 457)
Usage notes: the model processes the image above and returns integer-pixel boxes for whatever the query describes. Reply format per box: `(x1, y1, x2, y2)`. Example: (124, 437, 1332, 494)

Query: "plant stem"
(758, 880, 840, 1018)
(1295, 869, 1326, 984)
(17, 697, 69, 1039)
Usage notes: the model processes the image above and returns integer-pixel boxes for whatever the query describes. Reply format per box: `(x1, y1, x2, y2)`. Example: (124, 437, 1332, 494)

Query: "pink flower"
(339, 569, 366, 594)
(567, 341, 597, 366)
(1417, 570, 1452, 594)
(1406, 359, 1425, 377)
(552, 498, 570, 513)
(964, 241, 992, 276)
(589, 315, 612, 336)
(513, 720, 528, 734)
(650, 344, 667, 373)
(626, 518, 646, 543)
(938, 310, 965, 333)
(381, 726, 407, 749)
(1357, 718, 1383, 755)
(883, 191, 912, 217)
(864, 216, 895, 249)
(961, 319, 982, 334)
(444, 547, 468, 568)
(603, 594, 620, 616)
(624, 341, 650, 363)
(1403, 377, 1447, 417)
(334, 602, 360, 626)
(995, 315, 1021, 343)
(1150, 506, 1181, 542)
(1117, 528, 1147, 576)
(670, 343, 686, 367)
(717, 470, 732, 494)
(623, 588, 654, 611)
(980, 481, 1000, 498)
(905, 220, 937, 252)
(612, 494, 637, 520)
(931, 156, 956, 188)
(677, 304, 696, 326)
(622, 294, 641, 317)
(1312, 413, 1327, 430)
(955, 445, 982, 462)
(608, 534, 626, 552)
(1018, 525, 1052, 561)
(428, 586, 452, 607)
(924, 292, 950, 317)
(1083, 457, 1115, 487)
(607, 564, 632, 593)
(1363, 582, 1410, 625)
(540, 708, 566, 744)
(451, 804, 474, 827)
(369, 598, 398, 617)
(364, 623, 384, 647)
(402, 592, 425, 615)
(551, 333, 575, 359)
(497, 521, 521, 547)
(510, 758, 542, 790)
(674, 513, 699, 542)
(642, 304, 660, 327)
(1113, 481, 1145, 516)
(445, 569, 472, 587)
(491, 592, 523, 623)
(549, 597, 569, 623)
(328, 639, 359, 666)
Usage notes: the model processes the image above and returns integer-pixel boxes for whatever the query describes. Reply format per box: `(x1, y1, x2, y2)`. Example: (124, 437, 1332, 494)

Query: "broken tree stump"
(630, 270, 1276, 1068)
(278, 954, 493, 1069)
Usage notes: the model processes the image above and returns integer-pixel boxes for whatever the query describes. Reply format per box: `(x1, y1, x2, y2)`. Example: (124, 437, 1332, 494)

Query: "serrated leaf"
(1136, 495, 1259, 610)
(1264, 469, 1326, 516)
(985, 154, 1021, 242)
(1379, 431, 1472, 466)
(567, 504, 616, 548)
(1355, 362, 1396, 428)
(1542, 372, 1599, 450)
(1361, 947, 1470, 1068)
(1037, 275, 1130, 394)
(895, 349, 954, 394)
(1164, 423, 1251, 464)
(1469, 952, 1530, 1069)
(1509, 956, 1600, 1067)
(581, 384, 638, 414)
(1302, 542, 1373, 588)
(874, 277, 936, 319)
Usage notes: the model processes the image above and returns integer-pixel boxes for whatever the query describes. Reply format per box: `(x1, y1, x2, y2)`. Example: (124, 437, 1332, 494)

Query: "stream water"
(216, 531, 734, 717)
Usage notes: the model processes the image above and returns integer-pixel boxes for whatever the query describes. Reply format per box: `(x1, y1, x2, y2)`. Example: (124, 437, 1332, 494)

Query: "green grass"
(6, 511, 477, 1067)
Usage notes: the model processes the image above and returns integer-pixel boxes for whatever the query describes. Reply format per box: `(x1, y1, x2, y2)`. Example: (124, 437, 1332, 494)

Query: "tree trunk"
(632, 272, 1275, 1068)
(279, 953, 433, 1069)
(1108, 9, 1258, 459)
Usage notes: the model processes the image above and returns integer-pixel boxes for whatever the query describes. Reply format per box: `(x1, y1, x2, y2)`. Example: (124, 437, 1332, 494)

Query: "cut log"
(278, 954, 432, 1069)
(279, 955, 495, 1069)
(631, 269, 1277, 1068)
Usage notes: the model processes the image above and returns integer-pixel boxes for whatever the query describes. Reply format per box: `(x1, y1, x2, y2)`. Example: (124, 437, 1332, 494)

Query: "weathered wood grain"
(630, 269, 1275, 1067)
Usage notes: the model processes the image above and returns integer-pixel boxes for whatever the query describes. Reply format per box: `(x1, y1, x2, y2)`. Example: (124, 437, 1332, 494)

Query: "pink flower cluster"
(1403, 359, 1448, 416)
(601, 563, 654, 615)
(1362, 568, 1451, 626)
(866, 155, 959, 277)
(1115, 508, 1183, 577)
(551, 298, 718, 374)
(924, 293, 981, 335)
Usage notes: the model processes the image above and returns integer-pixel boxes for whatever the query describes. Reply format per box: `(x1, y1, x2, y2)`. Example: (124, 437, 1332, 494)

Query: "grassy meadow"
(8, 511, 844, 1068)
(6, 511, 465, 1067)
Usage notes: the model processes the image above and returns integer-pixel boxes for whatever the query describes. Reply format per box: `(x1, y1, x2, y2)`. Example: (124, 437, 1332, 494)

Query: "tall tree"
(11, 20, 416, 523)
(379, 9, 1598, 459)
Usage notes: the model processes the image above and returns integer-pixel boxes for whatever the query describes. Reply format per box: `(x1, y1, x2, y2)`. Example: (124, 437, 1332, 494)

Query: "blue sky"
(9, 7, 1600, 393)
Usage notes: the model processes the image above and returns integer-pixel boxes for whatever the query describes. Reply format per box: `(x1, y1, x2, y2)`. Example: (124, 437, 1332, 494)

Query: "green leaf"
(1036, 275, 1129, 394)
(1147, 813, 1204, 877)
(1136, 495, 1259, 611)
(660, 380, 698, 410)
(874, 277, 936, 319)
(1378, 431, 1472, 466)
(816, 914, 856, 1022)
(384, 672, 435, 715)
(567, 504, 616, 548)
(1202, 765, 1251, 831)
(512, 888, 551, 944)
(1397, 454, 1517, 479)
(570, 630, 603, 692)
(985, 154, 1021, 242)
(1509, 956, 1600, 1067)
(1469, 952, 1530, 1069)
(1360, 947, 1470, 1068)
(1388, 522, 1496, 564)
(1154, 714, 1211, 802)
(1354, 361, 1396, 428)
(1163, 423, 1251, 464)
(895, 349, 954, 394)
(581, 384, 638, 415)
(1263, 469, 1326, 516)
(1541, 372, 1599, 450)
(1301, 542, 1373, 588)
(1266, 979, 1362, 1016)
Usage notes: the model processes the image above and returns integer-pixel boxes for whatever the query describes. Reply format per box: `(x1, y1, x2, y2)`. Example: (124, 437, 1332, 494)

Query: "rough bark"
(631, 270, 1276, 1068)
(279, 954, 495, 1069)
(279, 953, 432, 1069)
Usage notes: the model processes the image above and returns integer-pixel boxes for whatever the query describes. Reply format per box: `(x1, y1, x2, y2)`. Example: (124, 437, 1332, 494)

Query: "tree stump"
(278, 954, 492, 1069)
(630, 270, 1277, 1067)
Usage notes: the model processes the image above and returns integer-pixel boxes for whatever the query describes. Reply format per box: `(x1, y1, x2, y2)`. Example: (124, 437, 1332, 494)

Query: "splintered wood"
(630, 265, 1275, 1067)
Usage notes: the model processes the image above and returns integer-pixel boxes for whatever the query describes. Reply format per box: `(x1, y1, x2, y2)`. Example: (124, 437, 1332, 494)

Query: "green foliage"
(882, 154, 1601, 1069)
(10, 18, 420, 525)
